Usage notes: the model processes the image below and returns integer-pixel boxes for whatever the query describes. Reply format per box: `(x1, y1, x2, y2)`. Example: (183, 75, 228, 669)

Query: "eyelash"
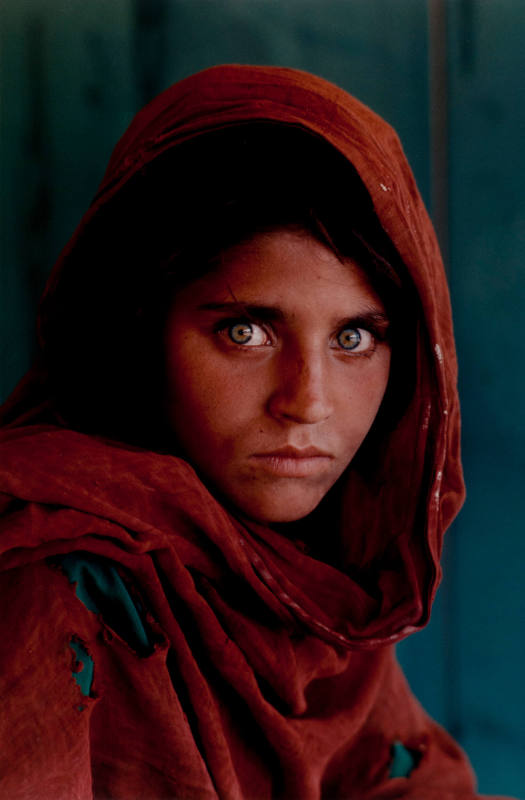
(214, 317, 385, 357)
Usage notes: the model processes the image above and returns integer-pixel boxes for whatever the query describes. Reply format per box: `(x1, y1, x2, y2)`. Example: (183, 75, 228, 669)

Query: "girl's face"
(164, 228, 391, 523)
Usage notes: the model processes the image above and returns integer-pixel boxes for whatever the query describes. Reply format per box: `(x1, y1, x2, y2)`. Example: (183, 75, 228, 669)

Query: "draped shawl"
(0, 65, 509, 799)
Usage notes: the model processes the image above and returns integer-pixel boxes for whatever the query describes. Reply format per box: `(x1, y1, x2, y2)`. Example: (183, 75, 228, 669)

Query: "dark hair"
(40, 123, 416, 448)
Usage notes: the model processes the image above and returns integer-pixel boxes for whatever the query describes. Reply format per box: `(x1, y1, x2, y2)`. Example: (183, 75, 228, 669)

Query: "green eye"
(222, 320, 270, 347)
(337, 328, 362, 350)
(228, 322, 254, 344)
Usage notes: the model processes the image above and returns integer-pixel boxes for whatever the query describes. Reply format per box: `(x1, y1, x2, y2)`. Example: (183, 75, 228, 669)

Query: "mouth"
(250, 446, 334, 477)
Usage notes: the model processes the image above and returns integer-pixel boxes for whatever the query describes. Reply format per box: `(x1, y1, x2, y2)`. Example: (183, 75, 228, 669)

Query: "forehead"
(174, 228, 386, 316)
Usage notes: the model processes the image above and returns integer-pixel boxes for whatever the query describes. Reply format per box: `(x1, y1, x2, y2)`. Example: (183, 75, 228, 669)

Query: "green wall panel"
(1, 0, 138, 395)
(445, 1, 525, 793)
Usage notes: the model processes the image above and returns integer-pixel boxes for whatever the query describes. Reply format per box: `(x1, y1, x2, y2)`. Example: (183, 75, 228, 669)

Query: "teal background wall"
(1, 1, 523, 795)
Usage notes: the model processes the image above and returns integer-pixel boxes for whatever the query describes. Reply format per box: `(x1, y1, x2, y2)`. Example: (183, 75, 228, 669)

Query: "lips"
(250, 445, 334, 477)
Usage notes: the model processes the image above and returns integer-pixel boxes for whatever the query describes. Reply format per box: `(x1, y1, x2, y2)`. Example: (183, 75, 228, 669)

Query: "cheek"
(166, 348, 219, 437)
(367, 353, 391, 411)
(339, 352, 391, 439)
(164, 335, 261, 448)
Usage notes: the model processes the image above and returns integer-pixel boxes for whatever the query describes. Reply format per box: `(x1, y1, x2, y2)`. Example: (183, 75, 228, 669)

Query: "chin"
(232, 487, 326, 525)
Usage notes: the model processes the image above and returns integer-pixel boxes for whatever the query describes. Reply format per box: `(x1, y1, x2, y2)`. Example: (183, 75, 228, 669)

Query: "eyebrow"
(197, 301, 390, 329)
(198, 301, 285, 322)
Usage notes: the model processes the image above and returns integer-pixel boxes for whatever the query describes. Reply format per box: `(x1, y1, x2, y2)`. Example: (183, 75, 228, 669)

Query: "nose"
(267, 351, 334, 425)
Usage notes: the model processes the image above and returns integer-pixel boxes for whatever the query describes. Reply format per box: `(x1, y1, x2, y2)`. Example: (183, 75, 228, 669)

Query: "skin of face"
(164, 228, 391, 524)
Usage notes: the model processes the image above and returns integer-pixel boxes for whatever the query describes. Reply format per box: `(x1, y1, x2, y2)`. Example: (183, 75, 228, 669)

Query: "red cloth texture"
(0, 65, 510, 798)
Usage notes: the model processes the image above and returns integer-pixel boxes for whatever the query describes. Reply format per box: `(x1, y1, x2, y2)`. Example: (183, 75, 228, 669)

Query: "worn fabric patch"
(59, 553, 154, 655)
(69, 639, 94, 698)
(389, 740, 418, 778)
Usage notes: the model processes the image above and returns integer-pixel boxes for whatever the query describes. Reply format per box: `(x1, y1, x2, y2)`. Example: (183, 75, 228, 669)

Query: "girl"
(0, 65, 508, 799)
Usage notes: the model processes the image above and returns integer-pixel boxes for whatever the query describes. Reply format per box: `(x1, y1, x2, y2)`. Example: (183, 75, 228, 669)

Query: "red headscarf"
(0, 66, 509, 799)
